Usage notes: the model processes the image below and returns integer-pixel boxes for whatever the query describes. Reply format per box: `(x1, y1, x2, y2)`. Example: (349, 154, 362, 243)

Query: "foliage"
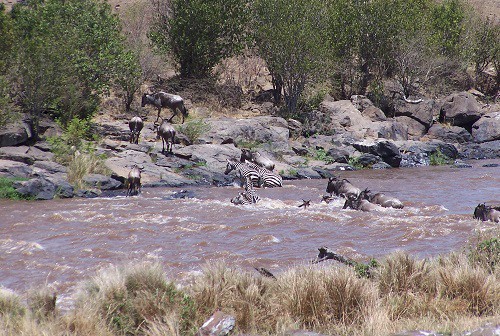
(252, 0, 331, 116)
(0, 177, 32, 200)
(77, 262, 197, 335)
(150, 0, 250, 78)
(468, 230, 500, 274)
(429, 148, 453, 166)
(8, 0, 137, 133)
(47, 117, 109, 189)
(176, 117, 211, 143)
(429, 0, 466, 58)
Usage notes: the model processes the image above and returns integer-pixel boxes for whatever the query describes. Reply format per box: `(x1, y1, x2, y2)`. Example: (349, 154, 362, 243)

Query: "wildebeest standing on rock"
(128, 116, 143, 144)
(127, 165, 142, 196)
(141, 91, 188, 124)
(157, 119, 176, 154)
(473, 203, 500, 223)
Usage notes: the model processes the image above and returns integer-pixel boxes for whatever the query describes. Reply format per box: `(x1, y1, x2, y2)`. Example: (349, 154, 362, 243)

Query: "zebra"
(244, 160, 283, 188)
(231, 176, 260, 205)
(224, 159, 260, 187)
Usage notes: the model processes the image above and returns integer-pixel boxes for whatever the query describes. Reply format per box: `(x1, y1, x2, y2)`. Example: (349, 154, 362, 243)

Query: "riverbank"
(0, 85, 499, 200)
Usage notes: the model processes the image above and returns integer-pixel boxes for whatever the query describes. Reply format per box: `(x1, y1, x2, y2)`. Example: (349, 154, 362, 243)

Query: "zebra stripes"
(224, 160, 260, 186)
(231, 176, 260, 205)
(244, 160, 283, 188)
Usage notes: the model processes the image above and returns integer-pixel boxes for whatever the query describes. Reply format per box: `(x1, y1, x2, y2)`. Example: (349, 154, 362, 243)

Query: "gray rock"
(196, 311, 235, 336)
(472, 111, 500, 143)
(33, 161, 67, 174)
(357, 153, 381, 167)
(0, 121, 31, 147)
(352, 140, 402, 167)
(372, 161, 392, 169)
(397, 140, 459, 167)
(373, 120, 408, 141)
(424, 123, 473, 143)
(395, 116, 427, 139)
(0, 159, 32, 178)
(393, 98, 437, 128)
(82, 174, 122, 190)
(13, 177, 56, 200)
(439, 91, 482, 128)
(458, 140, 500, 159)
(199, 116, 289, 145)
(319, 100, 373, 138)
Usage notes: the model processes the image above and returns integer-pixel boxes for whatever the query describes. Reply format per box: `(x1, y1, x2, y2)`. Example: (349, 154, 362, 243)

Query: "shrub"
(467, 229, 500, 274)
(429, 149, 453, 166)
(48, 117, 109, 189)
(75, 262, 197, 335)
(176, 118, 211, 144)
(150, 0, 250, 78)
(0, 177, 31, 200)
(0, 288, 26, 319)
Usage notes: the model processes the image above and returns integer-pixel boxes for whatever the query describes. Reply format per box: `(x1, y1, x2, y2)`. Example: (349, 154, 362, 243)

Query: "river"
(0, 160, 499, 308)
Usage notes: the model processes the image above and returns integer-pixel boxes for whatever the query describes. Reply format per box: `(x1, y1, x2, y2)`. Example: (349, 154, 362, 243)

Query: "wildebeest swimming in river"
(473, 203, 500, 223)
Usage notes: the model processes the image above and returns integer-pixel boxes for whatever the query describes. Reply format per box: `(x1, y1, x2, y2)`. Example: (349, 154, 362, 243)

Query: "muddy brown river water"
(1, 160, 499, 308)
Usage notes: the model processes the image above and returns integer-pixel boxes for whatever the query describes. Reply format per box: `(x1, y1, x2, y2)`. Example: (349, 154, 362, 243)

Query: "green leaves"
(9, 0, 136, 130)
(151, 0, 250, 78)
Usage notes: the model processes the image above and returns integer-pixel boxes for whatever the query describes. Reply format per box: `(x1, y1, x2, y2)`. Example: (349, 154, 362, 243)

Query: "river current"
(1, 160, 499, 308)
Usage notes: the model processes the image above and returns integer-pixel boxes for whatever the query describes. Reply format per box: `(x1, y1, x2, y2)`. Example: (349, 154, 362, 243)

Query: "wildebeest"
(157, 119, 176, 154)
(128, 116, 143, 144)
(473, 203, 500, 223)
(127, 165, 141, 196)
(239, 148, 275, 171)
(326, 176, 361, 199)
(363, 190, 404, 209)
(343, 189, 381, 212)
(141, 91, 188, 124)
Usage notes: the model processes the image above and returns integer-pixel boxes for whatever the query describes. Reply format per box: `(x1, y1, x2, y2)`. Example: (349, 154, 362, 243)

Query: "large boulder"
(352, 140, 402, 167)
(393, 98, 437, 129)
(319, 100, 373, 138)
(395, 116, 427, 139)
(439, 92, 482, 129)
(199, 116, 289, 145)
(471, 111, 500, 143)
(423, 124, 473, 143)
(13, 176, 73, 200)
(397, 140, 458, 167)
(0, 121, 32, 147)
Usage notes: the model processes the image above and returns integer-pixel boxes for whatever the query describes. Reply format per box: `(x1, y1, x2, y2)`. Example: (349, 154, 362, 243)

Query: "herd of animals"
(125, 90, 500, 223)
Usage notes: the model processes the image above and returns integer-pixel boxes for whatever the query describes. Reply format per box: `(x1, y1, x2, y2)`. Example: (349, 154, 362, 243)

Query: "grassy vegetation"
(429, 149, 453, 166)
(176, 117, 211, 144)
(3, 229, 497, 336)
(0, 177, 32, 200)
(48, 118, 110, 190)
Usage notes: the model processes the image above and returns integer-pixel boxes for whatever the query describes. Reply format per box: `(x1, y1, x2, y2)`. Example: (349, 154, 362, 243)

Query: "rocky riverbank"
(0, 89, 499, 200)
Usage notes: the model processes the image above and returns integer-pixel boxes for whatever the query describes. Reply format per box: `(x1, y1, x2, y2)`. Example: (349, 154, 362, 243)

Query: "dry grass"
(0, 241, 498, 336)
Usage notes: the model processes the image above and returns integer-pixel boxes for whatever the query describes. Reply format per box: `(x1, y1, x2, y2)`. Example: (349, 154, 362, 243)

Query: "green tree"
(430, 0, 466, 57)
(150, 0, 250, 78)
(252, 0, 330, 117)
(0, 4, 18, 128)
(9, 0, 138, 136)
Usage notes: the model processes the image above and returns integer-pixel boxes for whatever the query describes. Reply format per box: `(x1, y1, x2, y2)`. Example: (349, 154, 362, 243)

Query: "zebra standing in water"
(231, 176, 260, 205)
(244, 160, 283, 188)
(224, 159, 260, 187)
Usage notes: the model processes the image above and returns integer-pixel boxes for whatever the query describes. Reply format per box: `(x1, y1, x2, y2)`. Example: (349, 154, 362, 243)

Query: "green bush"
(0, 177, 31, 200)
(176, 118, 211, 144)
(429, 149, 452, 166)
(150, 0, 250, 78)
(9, 0, 137, 133)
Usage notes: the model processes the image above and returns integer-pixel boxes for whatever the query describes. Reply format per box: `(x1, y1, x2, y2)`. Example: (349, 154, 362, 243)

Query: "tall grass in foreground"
(0, 229, 498, 336)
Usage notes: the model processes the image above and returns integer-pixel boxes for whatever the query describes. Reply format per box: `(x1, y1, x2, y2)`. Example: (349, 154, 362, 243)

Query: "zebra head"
(224, 160, 236, 175)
